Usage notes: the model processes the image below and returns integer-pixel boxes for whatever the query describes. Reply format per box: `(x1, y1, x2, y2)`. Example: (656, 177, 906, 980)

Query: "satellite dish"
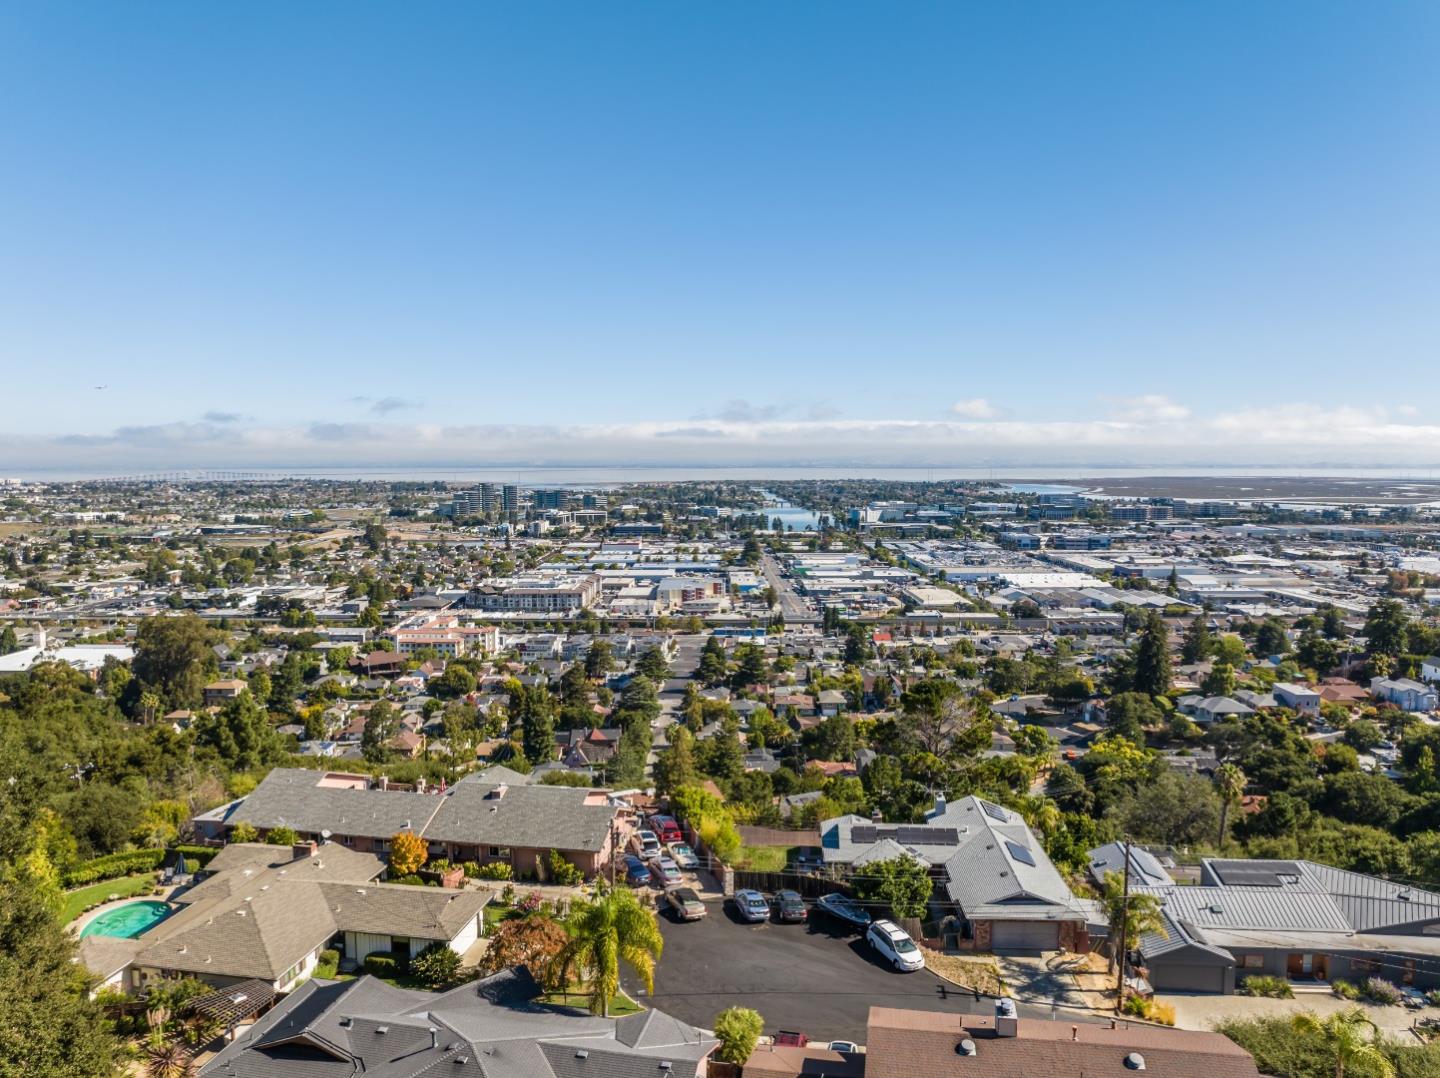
(321, 829, 332, 842)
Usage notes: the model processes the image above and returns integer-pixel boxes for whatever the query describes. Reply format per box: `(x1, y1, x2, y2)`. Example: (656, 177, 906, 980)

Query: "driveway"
(622, 901, 1105, 1041)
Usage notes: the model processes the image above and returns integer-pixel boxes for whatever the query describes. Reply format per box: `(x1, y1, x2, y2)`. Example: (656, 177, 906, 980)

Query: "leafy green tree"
(654, 727, 699, 796)
(361, 700, 400, 763)
(131, 615, 218, 711)
(696, 637, 728, 686)
(559, 886, 664, 1017)
(805, 712, 855, 762)
(730, 644, 768, 689)
(1364, 599, 1409, 658)
(584, 641, 613, 680)
(0, 625, 19, 656)
(1104, 692, 1164, 742)
(1254, 617, 1292, 657)
(713, 1007, 764, 1065)
(635, 646, 670, 681)
(265, 825, 299, 846)
(1201, 662, 1237, 697)
(0, 869, 120, 1076)
(854, 854, 932, 919)
(410, 942, 462, 988)
(193, 692, 285, 773)
(230, 822, 259, 843)
(433, 664, 477, 699)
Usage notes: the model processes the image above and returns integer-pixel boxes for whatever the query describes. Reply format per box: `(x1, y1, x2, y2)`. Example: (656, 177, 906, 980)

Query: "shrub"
(428, 858, 452, 873)
(1238, 975, 1293, 998)
(477, 863, 513, 881)
(713, 1006, 764, 1064)
(546, 849, 582, 886)
(1331, 979, 1362, 1001)
(1363, 977, 1403, 1005)
(170, 845, 220, 868)
(61, 848, 166, 887)
(1148, 1001, 1176, 1026)
(315, 949, 340, 979)
(390, 874, 425, 886)
(1122, 994, 1149, 1017)
(230, 822, 259, 843)
(364, 953, 399, 977)
(500, 883, 516, 906)
(265, 826, 299, 846)
(461, 861, 481, 878)
(1428, 989, 1440, 1007)
(410, 943, 461, 988)
(518, 890, 545, 915)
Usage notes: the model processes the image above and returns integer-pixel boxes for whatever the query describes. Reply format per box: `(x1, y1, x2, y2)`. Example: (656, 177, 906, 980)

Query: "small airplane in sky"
(94, 384, 108, 390)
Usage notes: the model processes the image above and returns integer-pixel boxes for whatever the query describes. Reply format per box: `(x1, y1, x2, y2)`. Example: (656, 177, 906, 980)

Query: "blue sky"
(2, 2, 1439, 470)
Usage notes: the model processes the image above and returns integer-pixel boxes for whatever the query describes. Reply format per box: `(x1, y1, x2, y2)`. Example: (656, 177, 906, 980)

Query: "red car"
(649, 814, 683, 844)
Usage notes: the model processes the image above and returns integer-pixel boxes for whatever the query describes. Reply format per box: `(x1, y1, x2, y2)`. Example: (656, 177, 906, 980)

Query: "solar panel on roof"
(850, 826, 877, 844)
(1212, 861, 1295, 887)
(1004, 840, 1036, 867)
(897, 826, 960, 845)
(979, 800, 1009, 823)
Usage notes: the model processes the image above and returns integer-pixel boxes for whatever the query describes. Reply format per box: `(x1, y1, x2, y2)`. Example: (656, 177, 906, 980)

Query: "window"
(489, 847, 511, 859)
(1238, 954, 1264, 969)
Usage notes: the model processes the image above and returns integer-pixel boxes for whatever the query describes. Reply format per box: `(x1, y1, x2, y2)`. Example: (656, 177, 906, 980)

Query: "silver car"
(732, 889, 770, 923)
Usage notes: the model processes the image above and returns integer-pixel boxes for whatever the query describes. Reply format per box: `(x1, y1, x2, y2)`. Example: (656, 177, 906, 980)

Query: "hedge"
(364, 953, 400, 977)
(61, 845, 219, 888)
(62, 849, 165, 888)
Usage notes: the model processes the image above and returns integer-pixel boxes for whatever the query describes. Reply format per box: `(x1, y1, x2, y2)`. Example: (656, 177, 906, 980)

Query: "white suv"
(866, 919, 925, 972)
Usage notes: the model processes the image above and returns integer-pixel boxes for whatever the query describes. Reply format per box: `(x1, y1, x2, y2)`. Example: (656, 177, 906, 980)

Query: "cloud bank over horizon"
(5, 402, 1440, 475)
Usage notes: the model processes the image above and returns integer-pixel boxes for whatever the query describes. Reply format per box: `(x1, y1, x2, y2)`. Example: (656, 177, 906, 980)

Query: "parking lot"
(622, 898, 1039, 1042)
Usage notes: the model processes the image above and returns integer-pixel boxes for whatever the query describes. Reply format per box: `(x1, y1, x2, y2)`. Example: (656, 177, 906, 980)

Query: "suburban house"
(860, 1003, 1261, 1078)
(201, 966, 717, 1078)
(216, 767, 624, 878)
(820, 795, 1096, 953)
(1371, 676, 1440, 712)
(1272, 682, 1321, 716)
(202, 679, 248, 708)
(77, 841, 489, 996)
(1177, 695, 1253, 724)
(1136, 858, 1440, 993)
(1423, 656, 1440, 684)
(1086, 842, 1176, 890)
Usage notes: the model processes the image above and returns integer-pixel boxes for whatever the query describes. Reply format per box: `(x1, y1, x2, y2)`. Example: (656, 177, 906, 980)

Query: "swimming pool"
(80, 900, 174, 939)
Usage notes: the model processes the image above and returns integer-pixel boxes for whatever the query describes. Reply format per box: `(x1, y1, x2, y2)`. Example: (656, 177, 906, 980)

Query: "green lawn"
(483, 904, 520, 930)
(62, 873, 158, 924)
(735, 845, 794, 872)
(540, 984, 643, 1016)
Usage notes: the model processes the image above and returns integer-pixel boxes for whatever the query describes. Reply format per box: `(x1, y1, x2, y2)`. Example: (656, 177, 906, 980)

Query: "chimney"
(994, 997, 1018, 1039)
(1071, 1025, 1079, 1042)
(933, 792, 947, 818)
(293, 840, 318, 860)
(429, 1027, 438, 1050)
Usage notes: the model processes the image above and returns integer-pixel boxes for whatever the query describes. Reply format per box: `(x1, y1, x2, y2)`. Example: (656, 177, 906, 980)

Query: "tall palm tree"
(559, 885, 663, 1017)
(1214, 764, 1247, 849)
(1100, 869, 1165, 976)
(1292, 1008, 1395, 1078)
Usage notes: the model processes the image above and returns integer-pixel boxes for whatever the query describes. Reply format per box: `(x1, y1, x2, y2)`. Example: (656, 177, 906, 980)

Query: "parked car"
(732, 889, 771, 923)
(773, 890, 807, 923)
(649, 815, 683, 844)
(664, 887, 706, 921)
(866, 919, 925, 972)
(623, 855, 651, 887)
(666, 842, 700, 870)
(649, 856, 682, 887)
(815, 892, 871, 930)
(632, 830, 662, 859)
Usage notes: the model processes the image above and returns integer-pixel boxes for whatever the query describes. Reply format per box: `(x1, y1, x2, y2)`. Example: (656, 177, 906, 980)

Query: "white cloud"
(9, 405, 1440, 473)
(1106, 395, 1191, 423)
(950, 398, 999, 419)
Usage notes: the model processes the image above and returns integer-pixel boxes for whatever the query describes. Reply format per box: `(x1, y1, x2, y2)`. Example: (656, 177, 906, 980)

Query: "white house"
(1273, 682, 1321, 717)
(1422, 656, 1440, 685)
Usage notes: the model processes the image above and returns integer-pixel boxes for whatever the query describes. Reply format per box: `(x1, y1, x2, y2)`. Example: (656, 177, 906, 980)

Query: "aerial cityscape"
(3, 3, 1439, 1077)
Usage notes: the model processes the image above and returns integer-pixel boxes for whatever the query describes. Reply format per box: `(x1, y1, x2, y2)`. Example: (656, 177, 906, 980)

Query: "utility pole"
(1114, 838, 1132, 1014)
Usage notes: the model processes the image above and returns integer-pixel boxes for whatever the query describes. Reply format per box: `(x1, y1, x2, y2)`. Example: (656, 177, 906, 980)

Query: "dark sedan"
(773, 890, 807, 923)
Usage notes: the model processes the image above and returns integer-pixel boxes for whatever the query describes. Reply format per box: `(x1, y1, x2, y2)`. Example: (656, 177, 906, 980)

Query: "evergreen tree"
(0, 626, 17, 656)
(1180, 615, 1212, 664)
(654, 727, 699, 796)
(1131, 611, 1171, 698)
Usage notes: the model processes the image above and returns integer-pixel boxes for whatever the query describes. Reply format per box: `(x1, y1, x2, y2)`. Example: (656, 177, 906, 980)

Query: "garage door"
(991, 921, 1059, 953)
(1151, 963, 1228, 994)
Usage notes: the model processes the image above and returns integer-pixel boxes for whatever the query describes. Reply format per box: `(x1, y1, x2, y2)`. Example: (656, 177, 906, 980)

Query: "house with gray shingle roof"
(200, 966, 716, 1078)
(820, 795, 1098, 954)
(215, 767, 624, 879)
(79, 841, 489, 997)
(1136, 858, 1440, 993)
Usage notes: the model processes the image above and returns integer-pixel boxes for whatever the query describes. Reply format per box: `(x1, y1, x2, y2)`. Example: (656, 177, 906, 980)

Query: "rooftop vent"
(455, 1058, 469, 1066)
(1125, 1052, 1146, 1070)
(575, 1049, 590, 1059)
(376, 1026, 389, 1035)
(339, 1018, 352, 1028)
(659, 1064, 672, 1072)
(1398, 890, 1412, 901)
(956, 1038, 977, 1056)
(1209, 904, 1224, 914)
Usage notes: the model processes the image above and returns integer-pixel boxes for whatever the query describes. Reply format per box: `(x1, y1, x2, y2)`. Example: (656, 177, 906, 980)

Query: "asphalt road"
(622, 901, 1101, 1041)
(760, 553, 818, 624)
